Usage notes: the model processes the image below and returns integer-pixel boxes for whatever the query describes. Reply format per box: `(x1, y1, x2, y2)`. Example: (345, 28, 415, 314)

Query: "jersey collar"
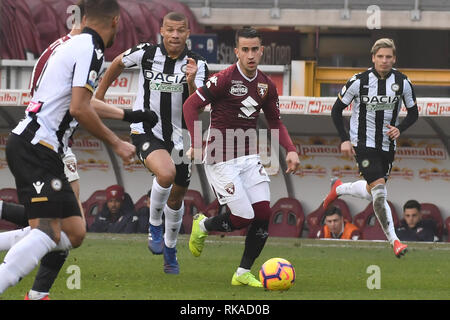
(236, 61, 258, 82)
(371, 67, 393, 80)
(82, 27, 105, 52)
(159, 42, 188, 60)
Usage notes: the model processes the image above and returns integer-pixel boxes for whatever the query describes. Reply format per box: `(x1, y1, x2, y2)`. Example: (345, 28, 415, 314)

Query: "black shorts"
(131, 133, 191, 188)
(354, 146, 395, 184)
(5, 134, 81, 219)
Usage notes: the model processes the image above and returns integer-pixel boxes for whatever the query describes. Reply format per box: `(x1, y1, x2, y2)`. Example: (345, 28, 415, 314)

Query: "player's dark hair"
(403, 199, 421, 212)
(235, 27, 262, 47)
(163, 12, 188, 26)
(324, 206, 342, 218)
(84, 0, 120, 20)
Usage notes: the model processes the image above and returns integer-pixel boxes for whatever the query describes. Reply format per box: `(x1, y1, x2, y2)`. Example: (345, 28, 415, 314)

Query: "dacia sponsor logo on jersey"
(361, 95, 400, 111)
(144, 70, 186, 93)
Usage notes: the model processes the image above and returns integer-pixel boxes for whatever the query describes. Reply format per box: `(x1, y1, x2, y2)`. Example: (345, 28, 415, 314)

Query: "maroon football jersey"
(197, 63, 281, 163)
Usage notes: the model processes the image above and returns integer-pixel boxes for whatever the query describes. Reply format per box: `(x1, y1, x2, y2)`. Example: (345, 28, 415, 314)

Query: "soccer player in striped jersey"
(0, 1, 157, 299)
(95, 12, 208, 274)
(324, 38, 419, 258)
(0, 0, 140, 295)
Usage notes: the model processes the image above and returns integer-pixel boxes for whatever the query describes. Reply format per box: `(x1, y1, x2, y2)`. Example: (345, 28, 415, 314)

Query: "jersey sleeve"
(262, 82, 281, 121)
(72, 43, 104, 93)
(121, 43, 149, 68)
(197, 72, 227, 103)
(402, 78, 417, 108)
(338, 75, 360, 106)
(194, 59, 209, 89)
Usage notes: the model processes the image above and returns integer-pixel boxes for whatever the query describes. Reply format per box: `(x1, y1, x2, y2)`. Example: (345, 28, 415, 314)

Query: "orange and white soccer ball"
(259, 258, 295, 291)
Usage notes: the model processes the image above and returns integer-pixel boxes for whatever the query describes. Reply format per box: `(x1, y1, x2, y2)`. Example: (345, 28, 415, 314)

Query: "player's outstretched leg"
(323, 177, 343, 209)
(323, 178, 375, 209)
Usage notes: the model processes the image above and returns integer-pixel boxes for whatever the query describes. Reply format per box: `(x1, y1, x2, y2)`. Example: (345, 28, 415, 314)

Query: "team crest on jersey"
(257, 83, 268, 98)
(224, 182, 235, 195)
(391, 83, 400, 92)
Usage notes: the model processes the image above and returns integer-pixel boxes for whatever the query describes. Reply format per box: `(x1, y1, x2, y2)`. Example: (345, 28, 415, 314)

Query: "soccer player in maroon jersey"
(183, 27, 300, 287)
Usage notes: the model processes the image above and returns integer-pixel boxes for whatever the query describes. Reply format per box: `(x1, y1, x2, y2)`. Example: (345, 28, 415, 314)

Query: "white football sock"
(53, 231, 73, 251)
(27, 289, 49, 300)
(0, 200, 3, 219)
(0, 228, 57, 294)
(149, 179, 172, 226)
(336, 180, 372, 201)
(164, 203, 184, 248)
(199, 218, 208, 233)
(0, 226, 31, 251)
(371, 185, 398, 244)
(236, 267, 250, 276)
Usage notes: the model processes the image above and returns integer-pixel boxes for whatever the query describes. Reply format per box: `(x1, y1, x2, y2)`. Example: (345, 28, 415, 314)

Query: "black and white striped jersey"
(338, 67, 416, 152)
(13, 27, 105, 154)
(122, 42, 208, 150)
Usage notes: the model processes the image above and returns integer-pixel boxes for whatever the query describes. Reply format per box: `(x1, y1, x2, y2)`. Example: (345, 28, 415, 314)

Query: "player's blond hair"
(371, 38, 396, 56)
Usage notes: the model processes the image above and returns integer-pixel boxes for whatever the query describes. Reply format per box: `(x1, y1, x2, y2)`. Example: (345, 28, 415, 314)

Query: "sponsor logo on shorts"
(142, 142, 150, 151)
(362, 159, 370, 168)
(33, 181, 44, 194)
(51, 179, 62, 191)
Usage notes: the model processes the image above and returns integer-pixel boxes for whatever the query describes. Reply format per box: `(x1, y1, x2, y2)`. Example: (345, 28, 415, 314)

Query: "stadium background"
(0, 0, 449, 241)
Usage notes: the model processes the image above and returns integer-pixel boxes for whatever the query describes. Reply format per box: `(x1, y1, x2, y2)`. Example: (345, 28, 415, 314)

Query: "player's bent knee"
(156, 170, 176, 187)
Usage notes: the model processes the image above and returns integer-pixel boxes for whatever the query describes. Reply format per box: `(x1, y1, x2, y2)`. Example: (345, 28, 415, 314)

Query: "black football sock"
(1, 201, 29, 227)
(239, 219, 269, 270)
(31, 250, 69, 293)
(203, 212, 235, 232)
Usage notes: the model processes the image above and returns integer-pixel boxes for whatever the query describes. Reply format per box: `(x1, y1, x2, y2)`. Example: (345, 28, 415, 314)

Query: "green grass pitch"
(1, 233, 449, 300)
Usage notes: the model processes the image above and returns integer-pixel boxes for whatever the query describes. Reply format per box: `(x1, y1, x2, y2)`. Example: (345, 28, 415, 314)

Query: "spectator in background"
(89, 185, 138, 233)
(317, 206, 360, 240)
(396, 200, 438, 242)
(136, 190, 151, 234)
